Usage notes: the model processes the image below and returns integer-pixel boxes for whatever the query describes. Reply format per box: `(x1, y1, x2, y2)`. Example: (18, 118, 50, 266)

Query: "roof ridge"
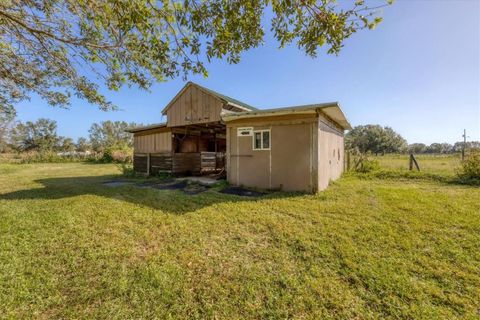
(257, 102, 339, 112)
(188, 82, 257, 111)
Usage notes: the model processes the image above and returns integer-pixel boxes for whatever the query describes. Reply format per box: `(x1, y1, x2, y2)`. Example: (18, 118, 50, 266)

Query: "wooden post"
(346, 151, 351, 171)
(147, 153, 151, 175)
(413, 155, 420, 171)
(462, 129, 466, 161)
(214, 133, 217, 170)
(409, 153, 420, 171)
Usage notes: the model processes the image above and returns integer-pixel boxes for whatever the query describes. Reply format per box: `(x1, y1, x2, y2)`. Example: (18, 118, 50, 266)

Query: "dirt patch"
(151, 180, 188, 190)
(102, 180, 135, 187)
(135, 180, 210, 195)
(136, 179, 175, 188)
(219, 186, 266, 197)
(183, 183, 209, 195)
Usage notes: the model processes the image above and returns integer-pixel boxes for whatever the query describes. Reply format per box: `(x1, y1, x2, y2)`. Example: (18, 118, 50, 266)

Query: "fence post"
(409, 153, 420, 171)
(147, 153, 151, 175)
(346, 151, 351, 171)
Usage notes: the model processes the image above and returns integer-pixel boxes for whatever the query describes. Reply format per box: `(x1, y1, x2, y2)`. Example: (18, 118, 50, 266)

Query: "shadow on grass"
(0, 175, 302, 214)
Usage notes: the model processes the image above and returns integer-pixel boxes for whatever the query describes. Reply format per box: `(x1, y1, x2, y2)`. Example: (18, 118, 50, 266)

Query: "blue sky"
(15, 0, 480, 144)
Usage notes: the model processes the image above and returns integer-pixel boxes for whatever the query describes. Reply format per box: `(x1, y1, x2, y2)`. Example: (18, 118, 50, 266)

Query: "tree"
(453, 141, 480, 152)
(76, 137, 91, 153)
(10, 118, 58, 152)
(408, 143, 426, 154)
(0, 0, 392, 114)
(439, 143, 453, 154)
(58, 137, 75, 153)
(346, 124, 407, 155)
(0, 110, 15, 152)
(426, 143, 452, 154)
(89, 121, 135, 152)
(470, 141, 480, 149)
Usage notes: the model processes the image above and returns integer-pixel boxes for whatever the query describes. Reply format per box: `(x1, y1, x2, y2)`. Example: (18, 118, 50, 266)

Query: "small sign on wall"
(237, 127, 253, 137)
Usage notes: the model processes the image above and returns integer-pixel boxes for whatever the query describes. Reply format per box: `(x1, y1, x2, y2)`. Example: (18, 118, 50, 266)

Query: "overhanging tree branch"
(0, 0, 392, 114)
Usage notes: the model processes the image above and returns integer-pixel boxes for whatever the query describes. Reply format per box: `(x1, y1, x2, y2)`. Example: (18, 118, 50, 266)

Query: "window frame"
(252, 129, 271, 151)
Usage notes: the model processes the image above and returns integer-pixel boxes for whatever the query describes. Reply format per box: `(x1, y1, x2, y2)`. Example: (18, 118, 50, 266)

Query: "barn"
(126, 82, 352, 192)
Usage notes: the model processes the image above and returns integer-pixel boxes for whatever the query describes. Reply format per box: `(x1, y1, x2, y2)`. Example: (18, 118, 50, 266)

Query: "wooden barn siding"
(134, 152, 224, 175)
(133, 154, 148, 173)
(134, 131, 172, 153)
(150, 153, 173, 174)
(166, 85, 224, 127)
(200, 152, 223, 172)
(172, 153, 201, 175)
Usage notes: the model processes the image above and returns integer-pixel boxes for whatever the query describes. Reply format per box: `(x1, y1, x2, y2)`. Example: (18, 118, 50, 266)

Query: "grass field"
(0, 158, 479, 319)
(374, 154, 462, 177)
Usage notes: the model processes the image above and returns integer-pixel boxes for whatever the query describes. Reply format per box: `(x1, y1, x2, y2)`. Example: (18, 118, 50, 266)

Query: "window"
(253, 130, 270, 150)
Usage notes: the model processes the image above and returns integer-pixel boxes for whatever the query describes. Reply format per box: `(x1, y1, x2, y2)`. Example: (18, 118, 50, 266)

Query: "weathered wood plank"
(134, 154, 148, 173)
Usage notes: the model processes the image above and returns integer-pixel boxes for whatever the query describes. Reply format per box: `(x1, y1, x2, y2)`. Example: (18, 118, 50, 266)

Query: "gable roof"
(161, 82, 256, 115)
(221, 102, 352, 130)
(195, 83, 257, 111)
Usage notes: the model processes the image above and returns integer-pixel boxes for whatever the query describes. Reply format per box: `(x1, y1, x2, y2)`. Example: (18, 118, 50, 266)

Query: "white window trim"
(252, 129, 271, 150)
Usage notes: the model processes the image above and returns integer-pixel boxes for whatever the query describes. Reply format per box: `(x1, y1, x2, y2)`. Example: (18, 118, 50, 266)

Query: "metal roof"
(125, 122, 167, 133)
(221, 102, 352, 130)
(161, 82, 256, 115)
(193, 82, 257, 111)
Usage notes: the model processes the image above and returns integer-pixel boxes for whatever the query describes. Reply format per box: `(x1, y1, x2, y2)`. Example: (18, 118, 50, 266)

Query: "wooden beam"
(147, 153, 151, 175)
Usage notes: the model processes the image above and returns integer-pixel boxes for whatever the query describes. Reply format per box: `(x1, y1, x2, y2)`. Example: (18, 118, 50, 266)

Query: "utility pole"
(462, 129, 466, 161)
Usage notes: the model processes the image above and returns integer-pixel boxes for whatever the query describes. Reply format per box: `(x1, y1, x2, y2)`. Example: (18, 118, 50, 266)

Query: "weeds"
(456, 149, 480, 182)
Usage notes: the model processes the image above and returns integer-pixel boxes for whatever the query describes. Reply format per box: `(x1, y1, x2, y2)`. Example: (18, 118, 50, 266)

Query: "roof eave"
(225, 102, 256, 112)
(125, 123, 167, 133)
(319, 104, 353, 130)
(221, 103, 352, 130)
(161, 82, 193, 115)
(222, 109, 318, 121)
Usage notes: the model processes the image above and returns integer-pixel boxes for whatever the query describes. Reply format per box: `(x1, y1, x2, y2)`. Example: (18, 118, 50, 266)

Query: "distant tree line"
(1, 117, 477, 157)
(407, 142, 480, 154)
(0, 116, 138, 156)
(346, 125, 408, 155)
(345, 124, 478, 155)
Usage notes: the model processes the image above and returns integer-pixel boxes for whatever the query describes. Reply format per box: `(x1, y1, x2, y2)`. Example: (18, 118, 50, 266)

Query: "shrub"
(0, 153, 20, 164)
(18, 151, 82, 164)
(354, 158, 380, 173)
(457, 149, 480, 181)
(117, 163, 135, 177)
(97, 146, 133, 163)
(111, 149, 132, 163)
(156, 171, 172, 181)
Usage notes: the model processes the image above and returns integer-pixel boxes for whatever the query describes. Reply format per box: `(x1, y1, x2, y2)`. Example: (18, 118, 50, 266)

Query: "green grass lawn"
(0, 161, 479, 319)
